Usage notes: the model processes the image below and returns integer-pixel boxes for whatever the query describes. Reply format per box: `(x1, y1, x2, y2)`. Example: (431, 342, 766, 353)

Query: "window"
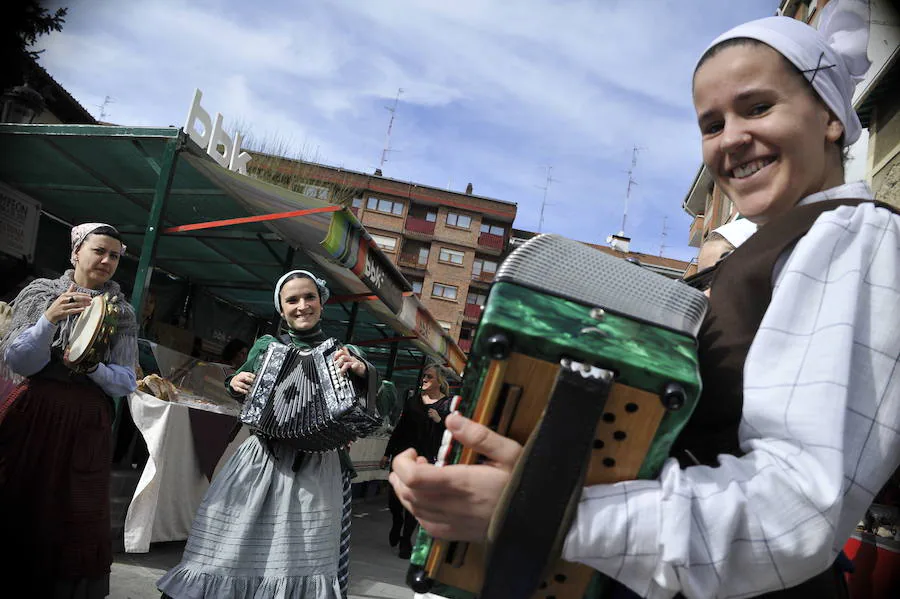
(300, 184, 330, 201)
(438, 321, 453, 332)
(432, 283, 458, 300)
(411, 281, 423, 294)
(472, 258, 498, 277)
(351, 197, 363, 208)
(371, 234, 397, 252)
(418, 247, 430, 265)
(438, 247, 465, 265)
(446, 212, 472, 229)
(425, 212, 437, 222)
(367, 197, 404, 216)
(466, 292, 487, 306)
(480, 223, 505, 236)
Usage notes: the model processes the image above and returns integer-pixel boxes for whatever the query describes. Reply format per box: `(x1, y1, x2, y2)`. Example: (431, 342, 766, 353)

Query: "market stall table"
(123, 390, 246, 553)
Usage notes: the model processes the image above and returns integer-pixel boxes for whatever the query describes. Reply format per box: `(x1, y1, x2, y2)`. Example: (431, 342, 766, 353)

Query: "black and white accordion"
(239, 337, 381, 452)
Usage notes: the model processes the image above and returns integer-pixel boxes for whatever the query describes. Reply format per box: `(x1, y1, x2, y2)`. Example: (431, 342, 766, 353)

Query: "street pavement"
(109, 495, 419, 599)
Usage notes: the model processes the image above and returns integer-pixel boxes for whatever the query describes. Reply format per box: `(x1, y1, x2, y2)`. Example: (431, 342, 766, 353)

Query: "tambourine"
(63, 293, 119, 373)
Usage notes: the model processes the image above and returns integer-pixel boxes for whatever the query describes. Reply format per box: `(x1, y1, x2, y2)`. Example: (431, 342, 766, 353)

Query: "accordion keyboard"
(239, 337, 381, 452)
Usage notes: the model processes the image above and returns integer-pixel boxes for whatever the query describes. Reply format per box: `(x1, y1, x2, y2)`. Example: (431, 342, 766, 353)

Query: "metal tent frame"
(0, 123, 466, 389)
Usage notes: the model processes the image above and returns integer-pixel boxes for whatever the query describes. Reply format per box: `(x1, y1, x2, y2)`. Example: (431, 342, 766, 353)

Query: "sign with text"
(184, 88, 253, 174)
(0, 182, 41, 262)
(322, 210, 406, 313)
(354, 235, 404, 313)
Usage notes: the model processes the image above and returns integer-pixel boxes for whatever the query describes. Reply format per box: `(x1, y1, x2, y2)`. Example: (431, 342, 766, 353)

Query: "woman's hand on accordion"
(230, 371, 256, 395)
(333, 347, 366, 378)
(389, 412, 522, 542)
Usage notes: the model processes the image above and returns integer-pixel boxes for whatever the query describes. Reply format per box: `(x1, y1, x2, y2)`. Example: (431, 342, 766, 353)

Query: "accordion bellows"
(239, 338, 380, 452)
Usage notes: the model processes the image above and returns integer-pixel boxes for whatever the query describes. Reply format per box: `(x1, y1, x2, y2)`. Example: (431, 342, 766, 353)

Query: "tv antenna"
(379, 88, 403, 170)
(97, 95, 114, 121)
(536, 165, 557, 233)
(621, 145, 641, 235)
(659, 216, 669, 257)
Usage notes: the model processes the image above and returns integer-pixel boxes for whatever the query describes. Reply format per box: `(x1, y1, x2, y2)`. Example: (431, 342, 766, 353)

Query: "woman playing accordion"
(158, 270, 379, 599)
(391, 1, 900, 598)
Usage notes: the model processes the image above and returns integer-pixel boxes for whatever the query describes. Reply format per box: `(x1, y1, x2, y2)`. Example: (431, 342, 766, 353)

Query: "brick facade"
(249, 153, 517, 345)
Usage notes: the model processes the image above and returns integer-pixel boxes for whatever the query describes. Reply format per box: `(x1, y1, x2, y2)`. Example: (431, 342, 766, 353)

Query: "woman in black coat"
(380, 364, 451, 558)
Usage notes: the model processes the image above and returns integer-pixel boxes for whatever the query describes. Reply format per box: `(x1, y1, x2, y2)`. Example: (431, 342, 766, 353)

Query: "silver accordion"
(239, 337, 381, 452)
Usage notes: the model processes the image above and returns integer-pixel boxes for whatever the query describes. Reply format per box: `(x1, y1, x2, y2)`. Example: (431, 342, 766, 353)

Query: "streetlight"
(0, 82, 46, 124)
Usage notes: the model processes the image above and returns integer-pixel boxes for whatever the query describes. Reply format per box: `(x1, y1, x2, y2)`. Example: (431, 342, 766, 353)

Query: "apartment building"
(361, 188, 516, 353)
(246, 154, 517, 352)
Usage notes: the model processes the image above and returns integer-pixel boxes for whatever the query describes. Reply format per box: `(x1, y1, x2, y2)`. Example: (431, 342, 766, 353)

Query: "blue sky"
(36, 0, 783, 262)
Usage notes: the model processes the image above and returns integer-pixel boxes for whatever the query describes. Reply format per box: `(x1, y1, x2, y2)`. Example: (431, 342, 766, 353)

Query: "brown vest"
(671, 198, 898, 598)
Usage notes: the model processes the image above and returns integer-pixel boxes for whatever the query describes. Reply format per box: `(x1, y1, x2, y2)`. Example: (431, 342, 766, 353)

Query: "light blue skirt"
(157, 435, 343, 599)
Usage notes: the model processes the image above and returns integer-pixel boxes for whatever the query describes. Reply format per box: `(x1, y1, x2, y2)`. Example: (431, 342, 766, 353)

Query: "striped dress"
(157, 437, 344, 598)
(158, 333, 375, 599)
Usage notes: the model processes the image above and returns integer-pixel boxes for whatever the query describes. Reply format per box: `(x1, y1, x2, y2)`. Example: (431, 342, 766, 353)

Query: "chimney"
(374, 168, 383, 176)
(607, 232, 631, 254)
(465, 182, 473, 195)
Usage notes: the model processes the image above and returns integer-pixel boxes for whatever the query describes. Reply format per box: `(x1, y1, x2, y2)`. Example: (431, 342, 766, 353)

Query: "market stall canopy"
(0, 123, 466, 383)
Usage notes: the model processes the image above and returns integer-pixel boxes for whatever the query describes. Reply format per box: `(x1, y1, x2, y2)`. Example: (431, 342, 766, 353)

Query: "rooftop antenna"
(536, 165, 557, 233)
(379, 88, 403, 171)
(621, 145, 640, 235)
(659, 215, 669, 257)
(97, 95, 114, 121)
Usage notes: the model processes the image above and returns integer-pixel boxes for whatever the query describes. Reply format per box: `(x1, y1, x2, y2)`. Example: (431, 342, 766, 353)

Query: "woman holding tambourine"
(0, 222, 138, 598)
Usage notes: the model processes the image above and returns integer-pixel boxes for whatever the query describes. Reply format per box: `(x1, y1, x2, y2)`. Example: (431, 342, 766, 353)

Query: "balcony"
(397, 253, 428, 271)
(458, 338, 472, 353)
(470, 271, 495, 285)
(463, 302, 483, 321)
(477, 232, 504, 252)
(405, 216, 436, 236)
(688, 214, 705, 248)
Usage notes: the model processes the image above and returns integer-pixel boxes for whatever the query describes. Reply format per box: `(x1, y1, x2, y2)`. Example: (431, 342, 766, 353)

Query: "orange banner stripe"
(163, 205, 341, 233)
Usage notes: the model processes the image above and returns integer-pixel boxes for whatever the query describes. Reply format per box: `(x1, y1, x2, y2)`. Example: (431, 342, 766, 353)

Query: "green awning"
(0, 123, 465, 385)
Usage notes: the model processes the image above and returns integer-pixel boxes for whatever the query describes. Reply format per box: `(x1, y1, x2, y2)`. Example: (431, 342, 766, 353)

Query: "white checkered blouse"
(562, 182, 900, 598)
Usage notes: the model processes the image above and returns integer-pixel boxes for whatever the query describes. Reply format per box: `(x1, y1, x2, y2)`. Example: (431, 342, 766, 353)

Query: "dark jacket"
(384, 389, 452, 463)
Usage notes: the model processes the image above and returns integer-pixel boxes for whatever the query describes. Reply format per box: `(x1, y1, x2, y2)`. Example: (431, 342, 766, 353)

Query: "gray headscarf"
(273, 269, 331, 312)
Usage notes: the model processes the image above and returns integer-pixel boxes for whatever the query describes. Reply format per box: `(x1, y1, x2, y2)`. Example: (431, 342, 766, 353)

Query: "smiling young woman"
(158, 269, 379, 599)
(388, 2, 900, 598)
(693, 41, 846, 224)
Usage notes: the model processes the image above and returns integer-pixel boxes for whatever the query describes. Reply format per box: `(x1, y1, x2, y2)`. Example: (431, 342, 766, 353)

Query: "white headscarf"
(702, 0, 871, 146)
(70, 222, 126, 266)
(273, 269, 330, 313)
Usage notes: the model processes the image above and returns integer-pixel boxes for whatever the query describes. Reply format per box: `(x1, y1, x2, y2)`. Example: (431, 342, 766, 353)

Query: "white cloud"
(33, 0, 780, 260)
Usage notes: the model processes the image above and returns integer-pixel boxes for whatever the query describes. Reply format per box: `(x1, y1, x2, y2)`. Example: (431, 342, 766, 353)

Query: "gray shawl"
(0, 270, 138, 383)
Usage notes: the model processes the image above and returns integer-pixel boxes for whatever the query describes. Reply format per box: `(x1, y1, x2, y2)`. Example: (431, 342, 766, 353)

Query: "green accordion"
(407, 234, 708, 599)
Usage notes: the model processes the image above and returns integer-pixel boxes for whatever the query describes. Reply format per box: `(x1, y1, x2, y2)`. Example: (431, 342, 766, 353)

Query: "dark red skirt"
(0, 377, 113, 592)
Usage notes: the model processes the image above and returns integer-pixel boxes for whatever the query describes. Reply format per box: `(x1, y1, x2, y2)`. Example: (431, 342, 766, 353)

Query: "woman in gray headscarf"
(0, 222, 138, 598)
(158, 270, 379, 599)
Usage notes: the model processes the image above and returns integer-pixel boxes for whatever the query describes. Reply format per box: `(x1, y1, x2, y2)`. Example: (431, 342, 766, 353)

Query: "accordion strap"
(481, 362, 615, 599)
